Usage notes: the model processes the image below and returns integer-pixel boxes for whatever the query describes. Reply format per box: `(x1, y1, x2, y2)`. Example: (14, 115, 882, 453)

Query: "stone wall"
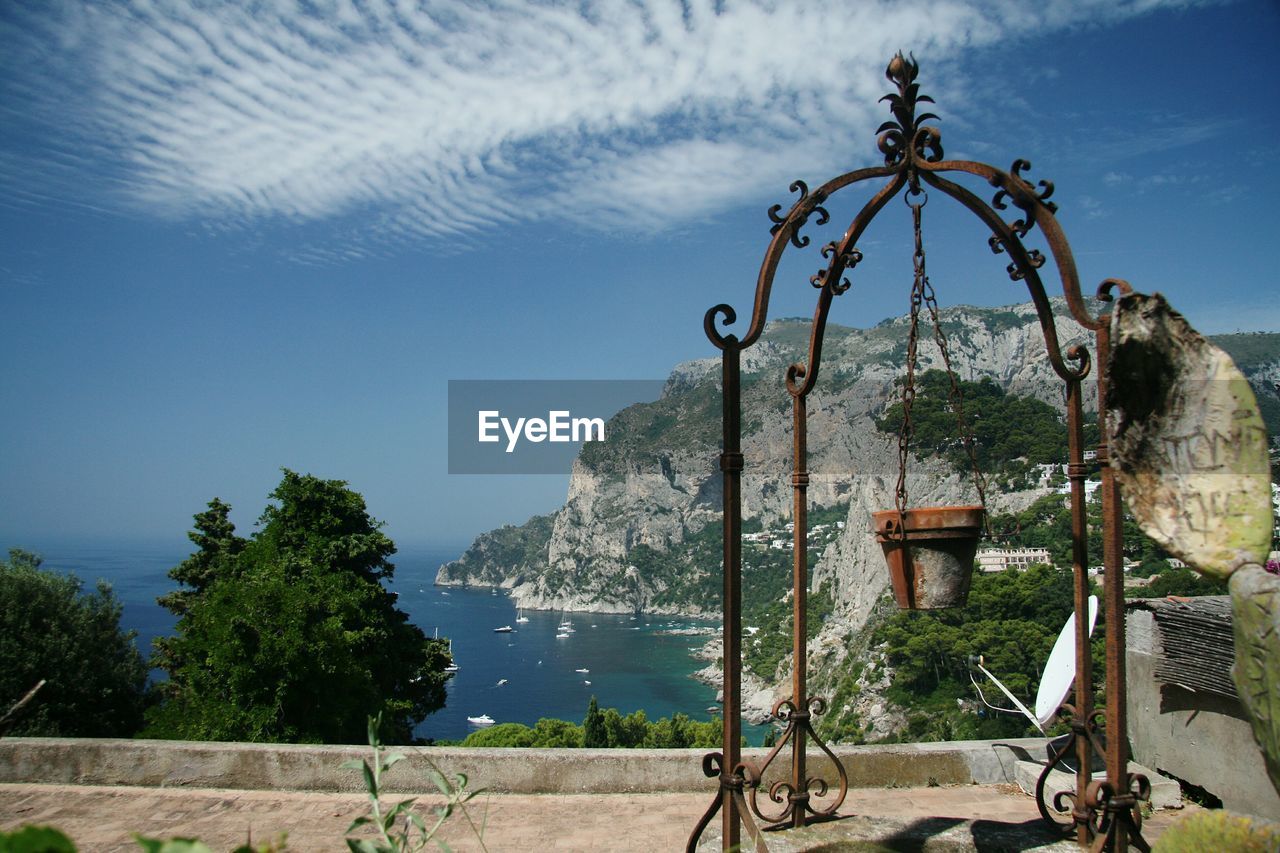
(1127, 604, 1280, 819)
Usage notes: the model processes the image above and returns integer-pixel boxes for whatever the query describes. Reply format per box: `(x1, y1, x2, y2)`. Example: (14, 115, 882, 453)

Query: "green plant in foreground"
(1153, 809, 1280, 852)
(343, 715, 488, 852)
(0, 826, 284, 853)
(0, 825, 77, 853)
(133, 836, 286, 852)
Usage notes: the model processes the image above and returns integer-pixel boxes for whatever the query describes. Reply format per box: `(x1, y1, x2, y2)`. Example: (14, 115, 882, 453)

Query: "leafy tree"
(0, 549, 147, 736)
(646, 712, 695, 748)
(876, 370, 1100, 485)
(156, 498, 245, 616)
(1129, 568, 1228, 599)
(147, 470, 451, 744)
(459, 722, 539, 747)
(457, 702, 722, 749)
(871, 564, 1102, 743)
(602, 707, 649, 748)
(583, 695, 607, 748)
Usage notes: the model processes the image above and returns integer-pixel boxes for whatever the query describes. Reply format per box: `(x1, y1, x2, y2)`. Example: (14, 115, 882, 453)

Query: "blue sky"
(2, 0, 1278, 556)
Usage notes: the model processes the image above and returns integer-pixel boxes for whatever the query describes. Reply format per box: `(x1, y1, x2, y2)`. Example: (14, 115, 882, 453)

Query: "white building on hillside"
(977, 547, 1053, 572)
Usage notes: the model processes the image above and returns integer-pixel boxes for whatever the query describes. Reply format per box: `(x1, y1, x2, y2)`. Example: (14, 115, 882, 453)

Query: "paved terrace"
(0, 738, 1196, 851)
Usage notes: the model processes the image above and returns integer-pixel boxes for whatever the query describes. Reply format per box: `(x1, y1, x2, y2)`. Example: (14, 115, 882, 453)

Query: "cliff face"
(437, 302, 1280, 628)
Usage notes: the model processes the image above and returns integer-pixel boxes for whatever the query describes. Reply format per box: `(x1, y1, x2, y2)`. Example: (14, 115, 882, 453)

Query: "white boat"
(444, 663, 460, 673)
(583, 680, 591, 685)
(467, 714, 495, 726)
(555, 632, 570, 639)
(496, 678, 508, 687)
(493, 625, 514, 633)
(516, 607, 530, 624)
(575, 668, 590, 673)
(444, 638, 459, 672)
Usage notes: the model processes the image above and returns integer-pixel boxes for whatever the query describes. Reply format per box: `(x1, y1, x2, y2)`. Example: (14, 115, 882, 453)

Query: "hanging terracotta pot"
(872, 505, 984, 610)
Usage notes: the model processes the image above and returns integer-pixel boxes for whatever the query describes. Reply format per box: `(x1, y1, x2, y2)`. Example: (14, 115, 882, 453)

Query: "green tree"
(156, 498, 245, 616)
(871, 564, 1097, 743)
(583, 695, 607, 748)
(1129, 568, 1228, 599)
(460, 722, 538, 747)
(0, 549, 147, 736)
(147, 470, 452, 744)
(603, 708, 649, 748)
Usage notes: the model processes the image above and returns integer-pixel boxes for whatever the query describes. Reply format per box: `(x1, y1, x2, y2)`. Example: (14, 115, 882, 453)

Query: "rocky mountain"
(438, 300, 1280, 626)
(437, 298, 1280, 732)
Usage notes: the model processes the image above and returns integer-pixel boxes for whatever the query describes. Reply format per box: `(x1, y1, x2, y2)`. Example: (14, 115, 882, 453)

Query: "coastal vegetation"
(875, 368, 1099, 487)
(458, 697, 722, 749)
(146, 470, 452, 744)
(0, 548, 147, 737)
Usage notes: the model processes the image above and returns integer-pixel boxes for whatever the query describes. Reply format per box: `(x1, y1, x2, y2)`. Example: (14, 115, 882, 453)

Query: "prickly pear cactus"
(1229, 565, 1280, 794)
(1108, 292, 1271, 578)
(1107, 291, 1279, 796)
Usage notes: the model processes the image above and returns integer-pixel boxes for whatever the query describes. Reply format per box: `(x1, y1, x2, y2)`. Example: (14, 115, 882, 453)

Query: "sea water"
(23, 542, 768, 743)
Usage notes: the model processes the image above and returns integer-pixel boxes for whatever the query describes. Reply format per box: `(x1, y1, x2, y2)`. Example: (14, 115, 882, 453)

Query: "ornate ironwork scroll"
(687, 53, 1148, 851)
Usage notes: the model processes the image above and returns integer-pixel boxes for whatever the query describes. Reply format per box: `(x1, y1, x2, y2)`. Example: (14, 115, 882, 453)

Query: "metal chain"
(896, 192, 990, 523)
(894, 194, 926, 519)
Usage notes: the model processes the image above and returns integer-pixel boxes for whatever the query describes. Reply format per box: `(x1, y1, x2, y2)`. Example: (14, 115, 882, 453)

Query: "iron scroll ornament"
(703, 52, 1099, 392)
(692, 53, 1148, 851)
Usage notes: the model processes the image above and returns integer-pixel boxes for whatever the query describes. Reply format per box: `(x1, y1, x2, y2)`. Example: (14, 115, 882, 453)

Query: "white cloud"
(0, 0, 1200, 254)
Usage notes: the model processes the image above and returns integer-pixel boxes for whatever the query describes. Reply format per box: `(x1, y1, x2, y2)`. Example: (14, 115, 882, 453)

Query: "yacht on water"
(516, 607, 530, 624)
(493, 625, 514, 633)
(467, 714, 495, 726)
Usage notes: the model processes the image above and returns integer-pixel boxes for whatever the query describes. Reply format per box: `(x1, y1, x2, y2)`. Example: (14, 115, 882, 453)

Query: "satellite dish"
(1034, 595, 1099, 727)
(971, 595, 1099, 732)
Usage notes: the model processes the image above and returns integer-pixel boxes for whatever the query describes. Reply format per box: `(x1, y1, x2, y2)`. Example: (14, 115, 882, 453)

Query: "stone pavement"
(1, 782, 1197, 851)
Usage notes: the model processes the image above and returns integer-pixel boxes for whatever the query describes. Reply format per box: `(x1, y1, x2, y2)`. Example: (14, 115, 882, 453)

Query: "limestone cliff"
(437, 304, 1279, 737)
(438, 302, 1280, 631)
(437, 299, 1095, 612)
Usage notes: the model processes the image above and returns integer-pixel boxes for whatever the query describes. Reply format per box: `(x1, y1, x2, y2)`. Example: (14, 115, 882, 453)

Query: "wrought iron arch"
(688, 53, 1150, 852)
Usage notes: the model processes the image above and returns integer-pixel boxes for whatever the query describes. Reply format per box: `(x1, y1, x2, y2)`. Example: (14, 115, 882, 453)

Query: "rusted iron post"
(1097, 320, 1130, 850)
(1090, 289, 1152, 851)
(790, 395, 810, 827)
(1065, 378, 1095, 847)
(721, 339, 744, 851)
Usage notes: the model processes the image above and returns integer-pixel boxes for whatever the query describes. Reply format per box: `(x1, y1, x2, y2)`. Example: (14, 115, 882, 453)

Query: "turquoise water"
(24, 542, 769, 744)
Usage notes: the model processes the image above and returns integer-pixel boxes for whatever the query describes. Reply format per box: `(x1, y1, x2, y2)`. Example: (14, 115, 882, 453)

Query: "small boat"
(467, 714, 495, 726)
(555, 632, 570, 639)
(444, 663, 460, 673)
(496, 678, 508, 687)
(583, 680, 591, 685)
(706, 706, 719, 715)
(493, 625, 514, 633)
(575, 668, 590, 673)
(516, 607, 530, 624)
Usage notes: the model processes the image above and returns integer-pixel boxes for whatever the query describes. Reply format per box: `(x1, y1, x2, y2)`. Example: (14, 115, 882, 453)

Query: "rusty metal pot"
(872, 505, 984, 609)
